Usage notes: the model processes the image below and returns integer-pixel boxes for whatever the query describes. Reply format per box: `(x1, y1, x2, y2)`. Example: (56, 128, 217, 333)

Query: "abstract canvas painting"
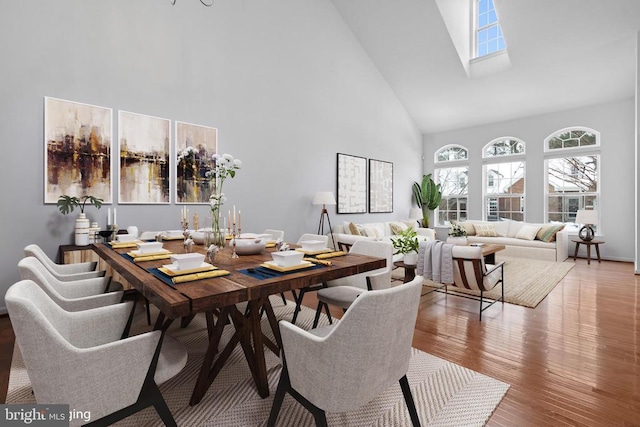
(118, 111, 171, 204)
(175, 121, 218, 204)
(369, 159, 393, 213)
(337, 153, 367, 214)
(44, 97, 112, 203)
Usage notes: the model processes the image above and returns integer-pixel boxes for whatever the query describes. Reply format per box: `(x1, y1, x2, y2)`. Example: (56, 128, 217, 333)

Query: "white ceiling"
(330, 0, 640, 134)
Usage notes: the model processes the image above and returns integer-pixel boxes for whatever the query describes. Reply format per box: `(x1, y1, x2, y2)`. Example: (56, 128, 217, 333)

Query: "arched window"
(482, 137, 526, 221)
(434, 145, 469, 225)
(544, 127, 600, 228)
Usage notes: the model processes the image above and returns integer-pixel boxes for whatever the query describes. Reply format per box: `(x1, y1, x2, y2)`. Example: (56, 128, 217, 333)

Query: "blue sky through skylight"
(477, 0, 505, 57)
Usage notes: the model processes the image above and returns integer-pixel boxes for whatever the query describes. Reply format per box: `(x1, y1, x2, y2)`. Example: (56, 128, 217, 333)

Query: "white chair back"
(263, 229, 284, 240)
(327, 240, 393, 290)
(296, 233, 329, 246)
(24, 243, 101, 280)
(281, 276, 424, 412)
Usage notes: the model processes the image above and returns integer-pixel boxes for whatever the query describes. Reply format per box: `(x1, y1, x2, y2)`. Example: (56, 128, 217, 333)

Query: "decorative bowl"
(300, 240, 326, 251)
(136, 242, 164, 253)
(271, 250, 305, 267)
(170, 253, 205, 270)
(233, 238, 266, 255)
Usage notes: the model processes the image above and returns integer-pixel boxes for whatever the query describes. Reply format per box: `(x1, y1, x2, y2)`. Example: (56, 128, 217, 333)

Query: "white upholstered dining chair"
(268, 276, 424, 426)
(312, 239, 393, 328)
(18, 257, 124, 311)
(24, 243, 106, 281)
(5, 279, 188, 427)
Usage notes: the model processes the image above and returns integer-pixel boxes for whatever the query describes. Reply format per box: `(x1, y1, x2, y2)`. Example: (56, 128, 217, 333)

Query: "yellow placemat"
(172, 270, 230, 284)
(158, 264, 217, 277)
(260, 261, 314, 273)
(265, 242, 276, 248)
(110, 241, 142, 249)
(127, 250, 171, 258)
(132, 254, 173, 262)
(302, 257, 332, 266)
(295, 248, 333, 256)
(315, 251, 347, 259)
(160, 235, 184, 241)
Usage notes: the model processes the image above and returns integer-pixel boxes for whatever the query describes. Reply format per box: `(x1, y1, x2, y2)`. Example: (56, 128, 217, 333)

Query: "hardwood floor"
(2, 259, 639, 425)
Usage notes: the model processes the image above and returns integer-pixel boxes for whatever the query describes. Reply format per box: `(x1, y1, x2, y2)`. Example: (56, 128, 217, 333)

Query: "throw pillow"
(342, 221, 353, 235)
(348, 222, 361, 236)
(536, 224, 565, 242)
(516, 224, 541, 241)
(360, 225, 377, 238)
(453, 220, 476, 236)
(475, 224, 498, 237)
(389, 222, 407, 235)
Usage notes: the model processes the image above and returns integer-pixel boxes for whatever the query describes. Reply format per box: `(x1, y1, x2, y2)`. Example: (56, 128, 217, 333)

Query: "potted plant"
(412, 173, 442, 228)
(447, 222, 468, 245)
(57, 195, 103, 246)
(391, 227, 421, 265)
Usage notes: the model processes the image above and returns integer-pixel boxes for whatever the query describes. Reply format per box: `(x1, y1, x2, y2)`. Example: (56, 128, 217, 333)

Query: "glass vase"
(210, 207, 226, 249)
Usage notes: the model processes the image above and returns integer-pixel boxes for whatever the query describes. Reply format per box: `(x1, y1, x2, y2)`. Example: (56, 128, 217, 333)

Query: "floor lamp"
(313, 191, 337, 250)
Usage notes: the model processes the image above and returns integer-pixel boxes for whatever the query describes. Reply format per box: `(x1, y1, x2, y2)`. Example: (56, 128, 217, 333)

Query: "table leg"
(595, 243, 601, 263)
(247, 299, 270, 398)
(586, 244, 591, 265)
(573, 242, 580, 261)
(404, 267, 415, 283)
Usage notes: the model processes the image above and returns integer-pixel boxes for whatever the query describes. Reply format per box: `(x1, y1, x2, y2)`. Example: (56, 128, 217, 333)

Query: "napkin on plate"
(133, 254, 173, 262)
(315, 251, 347, 259)
(110, 241, 140, 249)
(172, 269, 230, 284)
(303, 257, 332, 266)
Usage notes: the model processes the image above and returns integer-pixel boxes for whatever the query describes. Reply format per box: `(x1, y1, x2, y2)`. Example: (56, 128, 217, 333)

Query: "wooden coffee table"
(474, 243, 505, 264)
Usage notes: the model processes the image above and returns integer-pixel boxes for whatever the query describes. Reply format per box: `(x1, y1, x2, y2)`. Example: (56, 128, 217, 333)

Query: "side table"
(571, 238, 604, 265)
(393, 261, 417, 283)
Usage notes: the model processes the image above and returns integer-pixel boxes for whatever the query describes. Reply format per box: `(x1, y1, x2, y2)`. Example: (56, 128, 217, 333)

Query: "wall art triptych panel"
(175, 121, 218, 204)
(118, 111, 171, 204)
(44, 97, 113, 204)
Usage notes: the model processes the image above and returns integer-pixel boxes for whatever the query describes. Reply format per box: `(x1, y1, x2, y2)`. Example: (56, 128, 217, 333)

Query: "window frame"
(543, 127, 600, 231)
(474, 0, 506, 59)
(482, 137, 526, 222)
(434, 145, 469, 226)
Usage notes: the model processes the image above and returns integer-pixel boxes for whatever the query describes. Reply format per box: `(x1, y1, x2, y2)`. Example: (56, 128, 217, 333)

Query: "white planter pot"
(447, 236, 468, 246)
(75, 213, 91, 246)
(403, 251, 418, 265)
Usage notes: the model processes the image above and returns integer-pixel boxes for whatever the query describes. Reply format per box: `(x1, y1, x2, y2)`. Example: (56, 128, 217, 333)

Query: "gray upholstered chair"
(268, 276, 424, 427)
(24, 243, 106, 281)
(18, 257, 124, 311)
(312, 240, 393, 328)
(288, 234, 331, 323)
(450, 245, 504, 320)
(5, 279, 188, 427)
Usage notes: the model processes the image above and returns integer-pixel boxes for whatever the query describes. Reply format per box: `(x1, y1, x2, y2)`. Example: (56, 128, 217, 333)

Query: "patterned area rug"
(396, 256, 574, 308)
(6, 297, 509, 426)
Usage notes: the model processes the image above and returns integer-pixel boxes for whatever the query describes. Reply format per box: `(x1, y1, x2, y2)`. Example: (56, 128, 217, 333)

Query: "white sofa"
(457, 220, 568, 262)
(329, 220, 436, 263)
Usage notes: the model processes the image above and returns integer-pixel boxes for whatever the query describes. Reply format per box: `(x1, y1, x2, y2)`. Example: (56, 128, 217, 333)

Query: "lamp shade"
(313, 191, 336, 206)
(408, 208, 422, 220)
(575, 209, 598, 226)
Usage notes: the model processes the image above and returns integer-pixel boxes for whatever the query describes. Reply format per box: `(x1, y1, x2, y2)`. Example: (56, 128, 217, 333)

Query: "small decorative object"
(206, 153, 242, 249)
(57, 195, 104, 246)
(412, 173, 442, 228)
(447, 222, 468, 246)
(276, 240, 289, 251)
(391, 228, 421, 265)
(206, 244, 218, 263)
(183, 237, 195, 253)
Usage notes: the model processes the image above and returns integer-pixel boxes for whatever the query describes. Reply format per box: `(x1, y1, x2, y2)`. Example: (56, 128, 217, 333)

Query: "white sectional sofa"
(329, 220, 436, 262)
(457, 220, 568, 262)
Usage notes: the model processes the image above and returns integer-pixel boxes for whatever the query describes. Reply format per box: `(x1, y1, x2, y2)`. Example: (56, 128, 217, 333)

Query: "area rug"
(6, 297, 509, 426)
(418, 256, 575, 308)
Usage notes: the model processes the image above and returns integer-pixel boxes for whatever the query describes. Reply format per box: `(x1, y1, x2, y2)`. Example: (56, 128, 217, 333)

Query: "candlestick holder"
(231, 223, 239, 259)
(181, 220, 189, 241)
(109, 224, 118, 242)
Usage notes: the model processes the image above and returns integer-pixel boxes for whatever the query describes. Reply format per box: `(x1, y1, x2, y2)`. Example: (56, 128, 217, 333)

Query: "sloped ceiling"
(330, 0, 640, 134)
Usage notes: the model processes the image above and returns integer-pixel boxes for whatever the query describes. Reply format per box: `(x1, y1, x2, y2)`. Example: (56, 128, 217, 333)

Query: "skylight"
(476, 0, 506, 58)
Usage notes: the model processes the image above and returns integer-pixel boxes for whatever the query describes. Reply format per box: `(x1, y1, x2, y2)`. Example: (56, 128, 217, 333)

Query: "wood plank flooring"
(1, 258, 639, 425)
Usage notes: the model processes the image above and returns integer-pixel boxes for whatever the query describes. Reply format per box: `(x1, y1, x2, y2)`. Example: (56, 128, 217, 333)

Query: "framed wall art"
(44, 97, 113, 204)
(175, 121, 218, 204)
(368, 158, 393, 213)
(337, 153, 367, 214)
(118, 111, 171, 204)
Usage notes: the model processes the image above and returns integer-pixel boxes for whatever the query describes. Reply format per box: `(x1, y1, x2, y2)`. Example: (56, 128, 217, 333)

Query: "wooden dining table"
(91, 239, 386, 405)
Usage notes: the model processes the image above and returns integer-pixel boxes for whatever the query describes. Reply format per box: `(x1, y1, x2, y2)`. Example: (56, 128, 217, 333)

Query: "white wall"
(424, 98, 636, 262)
(0, 0, 422, 312)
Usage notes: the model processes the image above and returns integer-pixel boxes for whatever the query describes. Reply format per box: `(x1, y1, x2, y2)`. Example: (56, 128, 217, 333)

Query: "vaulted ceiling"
(330, 0, 640, 134)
